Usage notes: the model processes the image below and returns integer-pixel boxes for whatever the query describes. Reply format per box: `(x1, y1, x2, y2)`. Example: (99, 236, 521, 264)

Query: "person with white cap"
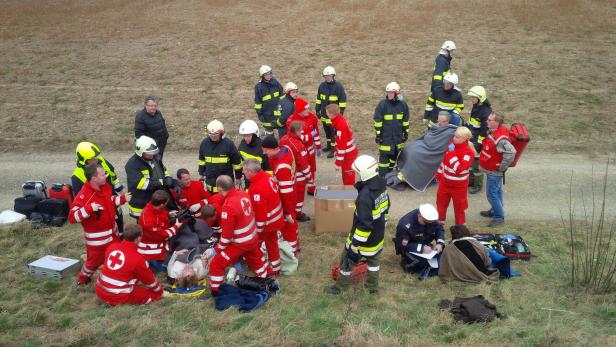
(325, 155, 390, 295)
(254, 65, 284, 136)
(431, 40, 456, 91)
(424, 72, 464, 127)
(315, 66, 347, 157)
(275, 82, 299, 137)
(394, 203, 445, 277)
(197, 120, 243, 193)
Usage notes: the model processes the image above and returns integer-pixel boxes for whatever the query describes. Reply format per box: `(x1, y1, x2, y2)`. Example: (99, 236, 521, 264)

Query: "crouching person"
(394, 204, 445, 278)
(325, 155, 390, 294)
(439, 225, 499, 283)
(96, 224, 163, 306)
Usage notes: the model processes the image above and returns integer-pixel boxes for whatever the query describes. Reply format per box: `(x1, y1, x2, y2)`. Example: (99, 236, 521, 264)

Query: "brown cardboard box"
(314, 185, 357, 234)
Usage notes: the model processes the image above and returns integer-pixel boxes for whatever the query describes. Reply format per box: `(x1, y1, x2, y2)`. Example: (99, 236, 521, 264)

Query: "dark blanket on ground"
(214, 283, 270, 312)
(396, 124, 457, 192)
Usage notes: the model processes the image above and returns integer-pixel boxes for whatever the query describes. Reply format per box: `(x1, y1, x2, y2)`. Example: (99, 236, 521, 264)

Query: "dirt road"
(1, 151, 614, 223)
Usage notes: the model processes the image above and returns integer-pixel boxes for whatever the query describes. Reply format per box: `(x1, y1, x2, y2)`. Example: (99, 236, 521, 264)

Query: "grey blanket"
(396, 125, 457, 192)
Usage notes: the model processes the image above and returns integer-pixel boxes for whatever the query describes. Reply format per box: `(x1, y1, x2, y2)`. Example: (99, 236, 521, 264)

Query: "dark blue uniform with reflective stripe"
(198, 137, 242, 192)
(254, 78, 283, 132)
(315, 80, 347, 149)
(373, 97, 410, 175)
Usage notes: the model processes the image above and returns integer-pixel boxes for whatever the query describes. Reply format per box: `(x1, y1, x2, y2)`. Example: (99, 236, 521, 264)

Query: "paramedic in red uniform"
(138, 190, 183, 272)
(172, 168, 212, 220)
(327, 104, 359, 185)
(96, 224, 163, 306)
(243, 159, 285, 275)
(208, 175, 269, 294)
(262, 136, 300, 255)
(435, 127, 476, 225)
(286, 98, 322, 195)
(280, 121, 312, 222)
(69, 164, 130, 286)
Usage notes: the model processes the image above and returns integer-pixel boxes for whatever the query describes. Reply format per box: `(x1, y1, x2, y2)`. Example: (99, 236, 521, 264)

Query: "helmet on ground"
(385, 82, 401, 93)
(467, 85, 487, 103)
(284, 82, 298, 93)
(441, 40, 457, 51)
(419, 204, 438, 221)
(239, 119, 259, 136)
(206, 119, 225, 135)
(352, 155, 379, 181)
(76, 141, 101, 166)
(134, 136, 159, 157)
(259, 65, 272, 76)
(443, 73, 459, 86)
(322, 66, 336, 76)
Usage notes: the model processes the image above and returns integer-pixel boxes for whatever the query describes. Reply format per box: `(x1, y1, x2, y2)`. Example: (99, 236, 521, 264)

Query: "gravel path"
(1, 151, 614, 223)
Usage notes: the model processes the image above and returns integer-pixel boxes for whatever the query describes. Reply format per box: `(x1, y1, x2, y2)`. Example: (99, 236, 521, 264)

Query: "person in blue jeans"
(478, 112, 516, 227)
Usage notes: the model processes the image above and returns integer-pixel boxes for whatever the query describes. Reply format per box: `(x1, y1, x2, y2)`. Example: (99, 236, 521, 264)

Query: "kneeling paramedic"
(325, 155, 390, 294)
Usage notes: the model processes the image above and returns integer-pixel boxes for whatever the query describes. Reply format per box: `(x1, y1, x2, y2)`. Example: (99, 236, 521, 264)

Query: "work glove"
(448, 143, 455, 152)
(284, 214, 294, 223)
(375, 136, 383, 144)
(204, 247, 216, 260)
(91, 203, 103, 212)
(316, 148, 322, 157)
(346, 246, 360, 263)
(123, 192, 132, 203)
(189, 203, 202, 213)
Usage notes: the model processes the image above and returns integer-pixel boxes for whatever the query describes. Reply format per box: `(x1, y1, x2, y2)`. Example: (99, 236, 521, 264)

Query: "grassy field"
(1, 219, 615, 346)
(1, 0, 616, 154)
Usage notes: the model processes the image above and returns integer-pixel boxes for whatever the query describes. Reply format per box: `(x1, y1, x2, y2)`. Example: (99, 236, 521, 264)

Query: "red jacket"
(216, 188, 259, 252)
(96, 240, 162, 305)
(247, 170, 285, 233)
(479, 124, 509, 171)
(331, 114, 358, 167)
(137, 202, 179, 260)
(436, 141, 475, 188)
(280, 133, 311, 183)
(69, 181, 125, 247)
(171, 180, 212, 217)
(286, 112, 322, 153)
(268, 146, 297, 216)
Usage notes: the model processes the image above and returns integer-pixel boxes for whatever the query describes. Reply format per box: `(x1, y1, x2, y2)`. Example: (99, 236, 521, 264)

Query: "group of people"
(65, 40, 517, 305)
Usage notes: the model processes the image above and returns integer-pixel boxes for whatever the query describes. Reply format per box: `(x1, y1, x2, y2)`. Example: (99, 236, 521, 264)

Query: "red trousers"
(436, 182, 469, 225)
(259, 231, 281, 273)
(96, 285, 162, 306)
(78, 241, 118, 285)
(307, 154, 317, 194)
(295, 176, 307, 217)
(340, 152, 358, 186)
(209, 243, 267, 292)
(281, 218, 299, 256)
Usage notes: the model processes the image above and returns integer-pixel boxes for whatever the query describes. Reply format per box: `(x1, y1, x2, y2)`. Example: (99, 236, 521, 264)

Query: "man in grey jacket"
(135, 96, 169, 159)
(478, 112, 516, 227)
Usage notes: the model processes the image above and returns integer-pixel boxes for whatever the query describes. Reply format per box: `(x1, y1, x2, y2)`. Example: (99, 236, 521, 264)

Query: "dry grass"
(0, 0, 615, 154)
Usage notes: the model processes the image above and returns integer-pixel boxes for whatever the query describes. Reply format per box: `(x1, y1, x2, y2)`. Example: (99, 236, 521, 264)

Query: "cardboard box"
(314, 185, 357, 235)
(28, 255, 80, 280)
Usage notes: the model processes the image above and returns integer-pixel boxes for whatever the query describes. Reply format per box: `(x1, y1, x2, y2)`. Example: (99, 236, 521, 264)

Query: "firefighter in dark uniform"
(315, 66, 347, 158)
(238, 119, 270, 188)
(325, 155, 390, 294)
(72, 141, 125, 234)
(275, 82, 298, 138)
(467, 86, 492, 194)
(198, 119, 243, 193)
(125, 136, 180, 219)
(424, 73, 464, 127)
(254, 65, 284, 136)
(431, 40, 456, 91)
(394, 204, 445, 278)
(373, 82, 410, 177)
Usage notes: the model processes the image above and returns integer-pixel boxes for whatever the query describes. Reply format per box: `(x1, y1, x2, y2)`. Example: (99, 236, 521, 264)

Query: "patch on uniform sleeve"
(221, 212, 228, 219)
(301, 151, 307, 156)
(337, 131, 342, 137)
(463, 155, 471, 161)
(253, 194, 260, 201)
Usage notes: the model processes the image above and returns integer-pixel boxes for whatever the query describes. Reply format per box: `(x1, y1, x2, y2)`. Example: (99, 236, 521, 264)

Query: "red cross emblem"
(107, 250, 125, 270)
(240, 197, 251, 216)
(269, 177, 278, 193)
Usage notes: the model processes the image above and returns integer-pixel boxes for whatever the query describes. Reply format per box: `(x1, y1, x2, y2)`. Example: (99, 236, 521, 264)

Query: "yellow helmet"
(75, 142, 101, 166)
(467, 85, 487, 103)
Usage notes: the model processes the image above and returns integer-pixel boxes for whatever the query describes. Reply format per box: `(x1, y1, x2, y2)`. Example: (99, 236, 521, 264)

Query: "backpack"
(22, 180, 47, 199)
(507, 123, 529, 168)
(472, 233, 531, 260)
(14, 195, 43, 219)
(48, 183, 74, 206)
(30, 198, 69, 228)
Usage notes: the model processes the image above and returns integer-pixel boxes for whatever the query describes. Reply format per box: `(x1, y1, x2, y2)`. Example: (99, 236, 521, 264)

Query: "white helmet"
(284, 82, 298, 93)
(206, 119, 224, 135)
(467, 85, 487, 103)
(441, 40, 457, 51)
(322, 66, 336, 76)
(134, 136, 159, 157)
(419, 203, 438, 221)
(352, 155, 379, 181)
(259, 65, 272, 76)
(385, 81, 401, 93)
(239, 119, 259, 136)
(443, 73, 459, 86)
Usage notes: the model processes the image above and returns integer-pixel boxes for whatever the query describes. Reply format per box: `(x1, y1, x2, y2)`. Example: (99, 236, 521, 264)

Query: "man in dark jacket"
(254, 65, 283, 136)
(198, 120, 243, 193)
(135, 96, 169, 159)
(373, 82, 410, 177)
(315, 66, 347, 158)
(275, 82, 298, 138)
(431, 40, 456, 91)
(395, 204, 445, 277)
(325, 155, 390, 295)
(467, 86, 492, 194)
(424, 73, 464, 127)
